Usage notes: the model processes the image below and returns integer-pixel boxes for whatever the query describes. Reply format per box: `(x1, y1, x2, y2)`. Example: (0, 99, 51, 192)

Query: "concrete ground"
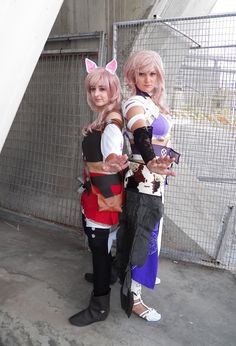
(0, 218, 235, 346)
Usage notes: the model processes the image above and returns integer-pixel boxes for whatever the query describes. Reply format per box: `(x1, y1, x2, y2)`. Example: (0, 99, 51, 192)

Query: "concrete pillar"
(0, 0, 64, 153)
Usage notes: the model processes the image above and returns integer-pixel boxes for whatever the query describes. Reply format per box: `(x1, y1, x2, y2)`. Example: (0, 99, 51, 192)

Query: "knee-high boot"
(69, 289, 110, 327)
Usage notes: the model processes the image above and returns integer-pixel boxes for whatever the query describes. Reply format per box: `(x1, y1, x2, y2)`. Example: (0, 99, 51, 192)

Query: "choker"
(135, 86, 151, 98)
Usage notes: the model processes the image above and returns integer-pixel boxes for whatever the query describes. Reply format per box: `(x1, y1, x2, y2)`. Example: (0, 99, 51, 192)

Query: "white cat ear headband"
(85, 58, 117, 75)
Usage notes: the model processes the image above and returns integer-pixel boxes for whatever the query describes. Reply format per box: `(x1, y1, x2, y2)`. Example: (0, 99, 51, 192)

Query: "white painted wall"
(0, 0, 64, 153)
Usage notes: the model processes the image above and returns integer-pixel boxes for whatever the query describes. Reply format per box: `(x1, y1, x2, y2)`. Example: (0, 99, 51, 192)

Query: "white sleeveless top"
(122, 95, 172, 198)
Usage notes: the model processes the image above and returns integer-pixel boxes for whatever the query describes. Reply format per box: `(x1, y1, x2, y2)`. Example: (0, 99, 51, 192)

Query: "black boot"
(69, 290, 110, 327)
(84, 265, 118, 285)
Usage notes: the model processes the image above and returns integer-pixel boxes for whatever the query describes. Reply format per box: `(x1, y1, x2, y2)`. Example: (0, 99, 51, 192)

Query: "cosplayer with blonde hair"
(116, 50, 180, 322)
(69, 58, 128, 327)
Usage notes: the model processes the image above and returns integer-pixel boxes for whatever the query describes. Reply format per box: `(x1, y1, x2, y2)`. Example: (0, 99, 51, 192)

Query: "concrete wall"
(51, 0, 156, 34)
(50, 0, 218, 57)
(152, 0, 217, 18)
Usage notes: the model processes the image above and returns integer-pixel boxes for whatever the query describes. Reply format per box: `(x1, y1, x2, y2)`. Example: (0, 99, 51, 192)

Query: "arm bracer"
(133, 126, 155, 165)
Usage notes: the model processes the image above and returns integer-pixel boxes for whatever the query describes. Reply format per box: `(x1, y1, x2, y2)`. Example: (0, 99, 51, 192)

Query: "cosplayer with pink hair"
(83, 60, 121, 135)
(123, 49, 167, 113)
(116, 50, 180, 322)
(69, 58, 128, 327)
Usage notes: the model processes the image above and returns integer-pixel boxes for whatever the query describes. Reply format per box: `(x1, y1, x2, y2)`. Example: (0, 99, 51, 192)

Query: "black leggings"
(83, 221, 112, 297)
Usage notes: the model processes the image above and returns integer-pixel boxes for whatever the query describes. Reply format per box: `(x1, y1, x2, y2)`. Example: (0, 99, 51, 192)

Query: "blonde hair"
(83, 67, 122, 135)
(123, 50, 168, 113)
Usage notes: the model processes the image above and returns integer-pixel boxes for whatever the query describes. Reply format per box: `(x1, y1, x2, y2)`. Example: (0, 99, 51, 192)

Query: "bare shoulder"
(106, 111, 122, 122)
(105, 111, 123, 131)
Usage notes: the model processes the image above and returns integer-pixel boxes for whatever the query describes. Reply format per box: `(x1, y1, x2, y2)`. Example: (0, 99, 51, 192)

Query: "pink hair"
(123, 50, 169, 114)
(83, 67, 122, 135)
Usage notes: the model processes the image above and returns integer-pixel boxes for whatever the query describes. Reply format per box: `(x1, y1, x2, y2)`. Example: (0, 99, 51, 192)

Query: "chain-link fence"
(0, 32, 106, 228)
(0, 15, 235, 273)
(113, 13, 236, 272)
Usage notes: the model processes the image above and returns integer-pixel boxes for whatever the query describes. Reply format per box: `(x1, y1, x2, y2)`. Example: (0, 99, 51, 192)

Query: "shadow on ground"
(0, 219, 235, 346)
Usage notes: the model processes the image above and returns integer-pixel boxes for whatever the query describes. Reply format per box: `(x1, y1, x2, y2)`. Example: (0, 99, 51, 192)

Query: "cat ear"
(105, 59, 117, 74)
(85, 58, 98, 73)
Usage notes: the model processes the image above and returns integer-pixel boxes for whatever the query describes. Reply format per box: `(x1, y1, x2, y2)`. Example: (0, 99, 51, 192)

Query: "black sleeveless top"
(82, 130, 103, 162)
